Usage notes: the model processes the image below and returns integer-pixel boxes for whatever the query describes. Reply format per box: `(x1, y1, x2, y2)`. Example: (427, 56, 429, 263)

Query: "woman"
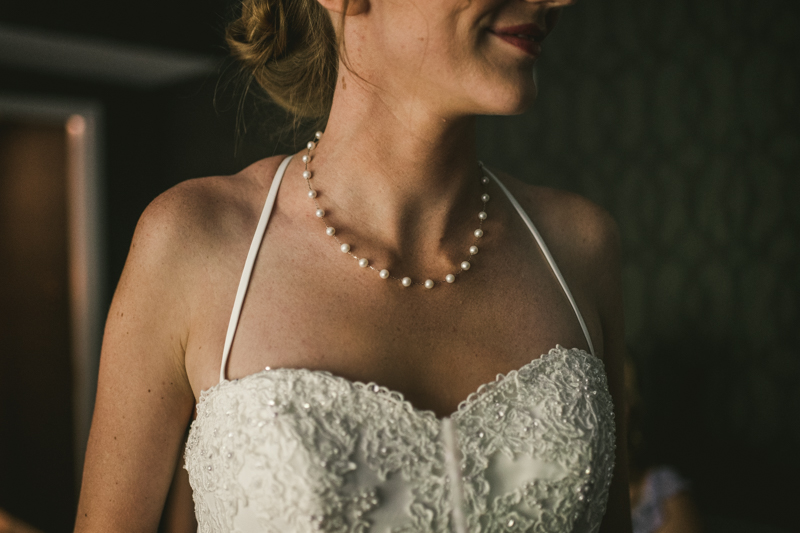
(75, 0, 631, 531)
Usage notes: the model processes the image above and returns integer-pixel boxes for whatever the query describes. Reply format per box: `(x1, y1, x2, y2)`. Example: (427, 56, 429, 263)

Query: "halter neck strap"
(482, 165, 596, 358)
(219, 155, 293, 383)
(219, 155, 595, 383)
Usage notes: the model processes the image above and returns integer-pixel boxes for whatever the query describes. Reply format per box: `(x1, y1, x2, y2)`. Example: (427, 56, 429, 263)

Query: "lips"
(489, 23, 545, 57)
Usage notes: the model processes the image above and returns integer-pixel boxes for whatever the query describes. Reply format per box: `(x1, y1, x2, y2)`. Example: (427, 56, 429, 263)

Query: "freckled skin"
(75, 1, 631, 532)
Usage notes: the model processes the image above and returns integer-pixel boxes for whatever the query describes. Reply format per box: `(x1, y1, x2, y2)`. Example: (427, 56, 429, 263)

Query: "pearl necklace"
(302, 131, 490, 289)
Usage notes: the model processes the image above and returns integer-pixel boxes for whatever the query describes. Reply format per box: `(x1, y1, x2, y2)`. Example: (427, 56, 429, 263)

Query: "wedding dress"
(184, 156, 617, 532)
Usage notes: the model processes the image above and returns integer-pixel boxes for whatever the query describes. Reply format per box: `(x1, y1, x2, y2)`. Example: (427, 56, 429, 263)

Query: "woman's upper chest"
(183, 206, 602, 416)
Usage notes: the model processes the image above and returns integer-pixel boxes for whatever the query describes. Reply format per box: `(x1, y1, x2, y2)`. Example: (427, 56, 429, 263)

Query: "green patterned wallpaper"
(477, 0, 799, 526)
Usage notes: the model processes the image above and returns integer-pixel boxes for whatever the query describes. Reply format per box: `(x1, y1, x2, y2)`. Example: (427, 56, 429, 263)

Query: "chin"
(478, 78, 538, 116)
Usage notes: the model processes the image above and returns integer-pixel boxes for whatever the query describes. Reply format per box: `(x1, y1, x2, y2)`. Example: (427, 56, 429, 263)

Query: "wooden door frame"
(0, 94, 104, 495)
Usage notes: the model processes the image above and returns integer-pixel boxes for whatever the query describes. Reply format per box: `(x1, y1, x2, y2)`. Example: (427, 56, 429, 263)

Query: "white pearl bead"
(461, 261, 471, 271)
(315, 131, 323, 139)
(358, 258, 369, 268)
(302, 154, 310, 163)
(303, 170, 312, 179)
(315, 208, 325, 218)
(401, 277, 412, 287)
(308, 190, 317, 198)
(307, 141, 315, 150)
(478, 211, 487, 220)
(424, 279, 434, 289)
(326, 227, 335, 236)
(379, 269, 390, 279)
(469, 246, 479, 255)
(445, 274, 456, 283)
(482, 176, 490, 184)
(340, 243, 350, 253)
(474, 229, 484, 238)
(481, 193, 490, 202)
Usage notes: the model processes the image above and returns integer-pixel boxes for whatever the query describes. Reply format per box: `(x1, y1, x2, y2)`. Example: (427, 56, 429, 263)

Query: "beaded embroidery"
(185, 346, 615, 532)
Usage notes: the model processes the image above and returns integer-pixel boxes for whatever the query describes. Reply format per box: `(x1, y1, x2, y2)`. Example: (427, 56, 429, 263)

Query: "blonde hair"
(226, 0, 347, 120)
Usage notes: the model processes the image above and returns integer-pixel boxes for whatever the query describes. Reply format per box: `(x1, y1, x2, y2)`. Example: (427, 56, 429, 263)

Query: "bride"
(75, 0, 631, 531)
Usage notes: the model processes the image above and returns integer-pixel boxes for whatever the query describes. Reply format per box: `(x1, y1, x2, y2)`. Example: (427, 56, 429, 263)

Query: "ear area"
(316, 0, 369, 15)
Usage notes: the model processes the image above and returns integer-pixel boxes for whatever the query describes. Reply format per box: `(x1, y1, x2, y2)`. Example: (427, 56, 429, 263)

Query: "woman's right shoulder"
(76, 157, 290, 533)
(130, 155, 288, 268)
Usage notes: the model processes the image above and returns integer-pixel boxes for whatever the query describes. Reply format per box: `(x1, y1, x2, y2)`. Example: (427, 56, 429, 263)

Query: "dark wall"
(478, 0, 800, 529)
(0, 0, 231, 53)
(0, 120, 76, 533)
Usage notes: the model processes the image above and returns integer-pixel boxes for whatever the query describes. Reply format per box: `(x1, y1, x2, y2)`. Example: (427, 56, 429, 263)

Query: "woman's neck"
(308, 72, 486, 262)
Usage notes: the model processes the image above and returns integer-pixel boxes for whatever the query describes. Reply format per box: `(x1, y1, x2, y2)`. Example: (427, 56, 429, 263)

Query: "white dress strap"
(482, 164, 596, 358)
(219, 155, 293, 383)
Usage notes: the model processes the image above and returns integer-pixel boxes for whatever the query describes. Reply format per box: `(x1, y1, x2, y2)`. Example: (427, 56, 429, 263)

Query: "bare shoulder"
(128, 156, 287, 275)
(115, 155, 288, 350)
(135, 157, 284, 251)
(491, 169, 621, 268)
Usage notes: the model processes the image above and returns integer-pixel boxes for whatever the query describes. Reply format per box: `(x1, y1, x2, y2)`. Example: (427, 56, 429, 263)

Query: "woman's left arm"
(591, 211, 633, 533)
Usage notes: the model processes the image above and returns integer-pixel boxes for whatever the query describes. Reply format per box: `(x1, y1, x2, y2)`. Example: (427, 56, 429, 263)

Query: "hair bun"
(227, 0, 339, 119)
(228, 1, 287, 62)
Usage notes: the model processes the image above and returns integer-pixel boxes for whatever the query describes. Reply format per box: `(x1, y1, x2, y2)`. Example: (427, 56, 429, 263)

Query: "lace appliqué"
(455, 346, 616, 533)
(185, 346, 615, 532)
(185, 368, 450, 533)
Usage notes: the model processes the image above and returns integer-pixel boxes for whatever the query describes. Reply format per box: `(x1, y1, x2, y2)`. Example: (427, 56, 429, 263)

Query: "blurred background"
(0, 0, 797, 532)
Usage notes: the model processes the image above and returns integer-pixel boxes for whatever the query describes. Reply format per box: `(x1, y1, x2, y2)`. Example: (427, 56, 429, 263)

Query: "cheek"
(460, 32, 539, 114)
(376, 19, 473, 90)
(360, 10, 538, 115)
(472, 67, 538, 115)
(368, 10, 445, 77)
(418, 26, 539, 115)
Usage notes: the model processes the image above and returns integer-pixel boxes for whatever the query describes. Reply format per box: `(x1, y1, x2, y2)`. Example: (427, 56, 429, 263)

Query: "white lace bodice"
(184, 157, 617, 532)
(185, 346, 615, 532)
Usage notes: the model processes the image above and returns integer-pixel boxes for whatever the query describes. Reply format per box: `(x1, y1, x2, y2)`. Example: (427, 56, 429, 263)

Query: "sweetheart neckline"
(197, 345, 601, 422)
